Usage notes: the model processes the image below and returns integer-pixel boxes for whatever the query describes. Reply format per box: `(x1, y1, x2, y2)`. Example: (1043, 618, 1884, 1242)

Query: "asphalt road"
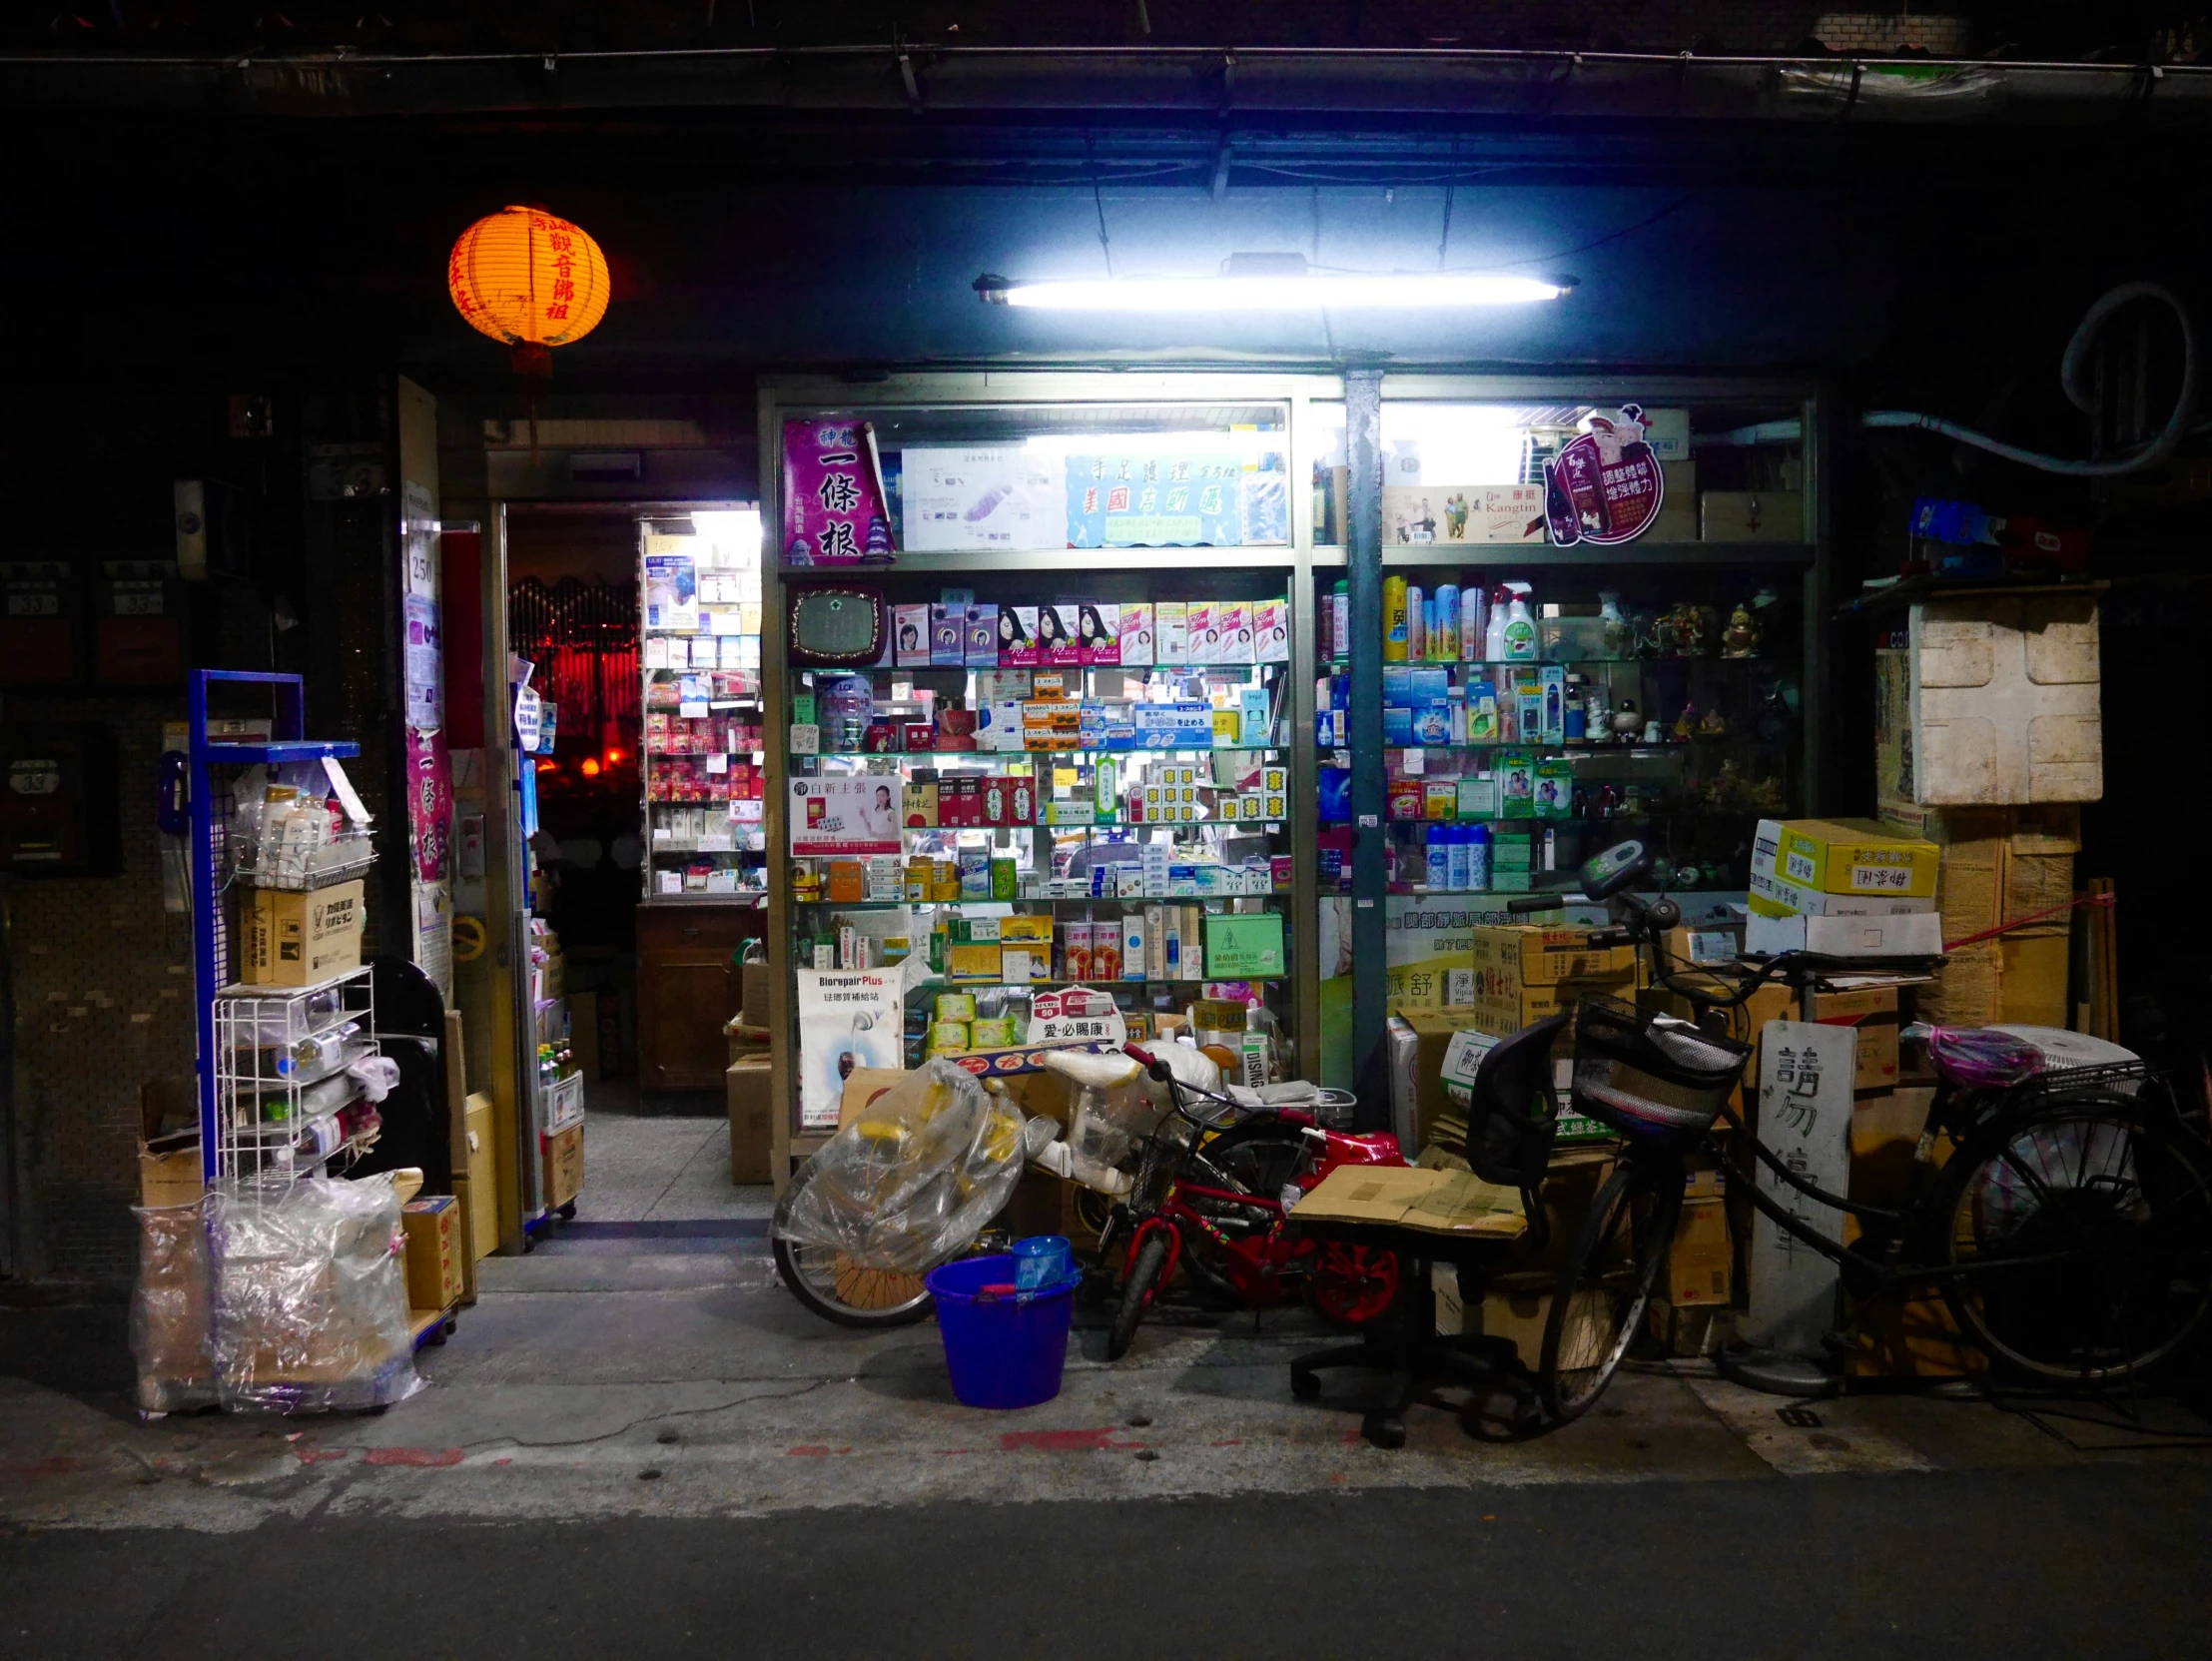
(5, 1462, 2206, 1660)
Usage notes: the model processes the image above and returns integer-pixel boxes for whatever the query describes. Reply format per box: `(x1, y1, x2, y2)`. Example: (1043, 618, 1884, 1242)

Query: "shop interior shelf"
(1324, 656, 1785, 672)
(780, 547, 1301, 576)
(918, 976, 1284, 991)
(204, 738, 362, 765)
(1324, 810, 1781, 829)
(1371, 541, 1817, 568)
(795, 745, 1284, 761)
(794, 895, 1285, 910)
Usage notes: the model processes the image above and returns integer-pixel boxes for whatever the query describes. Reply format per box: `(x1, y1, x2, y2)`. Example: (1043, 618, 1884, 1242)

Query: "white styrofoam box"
(1745, 909, 1944, 959)
(1878, 595, 2101, 806)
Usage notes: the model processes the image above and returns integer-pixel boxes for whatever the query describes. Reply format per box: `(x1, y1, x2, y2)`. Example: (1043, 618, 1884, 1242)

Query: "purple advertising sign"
(1542, 405, 1666, 546)
(783, 418, 897, 565)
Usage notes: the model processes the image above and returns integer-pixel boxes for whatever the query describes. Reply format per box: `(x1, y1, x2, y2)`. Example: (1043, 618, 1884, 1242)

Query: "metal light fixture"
(975, 254, 1574, 311)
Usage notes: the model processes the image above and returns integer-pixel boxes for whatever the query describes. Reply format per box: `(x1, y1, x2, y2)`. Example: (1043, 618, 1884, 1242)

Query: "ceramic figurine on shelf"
(1610, 697, 1643, 741)
(1722, 603, 1761, 658)
(1599, 591, 1631, 660)
(1750, 773, 1789, 811)
(1673, 702, 1697, 742)
(1698, 704, 1729, 737)
(1585, 687, 1611, 743)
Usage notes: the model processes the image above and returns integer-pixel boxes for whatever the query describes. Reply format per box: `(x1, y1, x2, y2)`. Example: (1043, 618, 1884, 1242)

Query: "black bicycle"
(1503, 841, 2212, 1422)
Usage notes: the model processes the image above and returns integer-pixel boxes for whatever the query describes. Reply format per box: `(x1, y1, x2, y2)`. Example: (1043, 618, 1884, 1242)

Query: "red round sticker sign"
(1543, 405, 1666, 546)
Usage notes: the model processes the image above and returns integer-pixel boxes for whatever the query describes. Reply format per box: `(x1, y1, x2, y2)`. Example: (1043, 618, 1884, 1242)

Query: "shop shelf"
(203, 738, 362, 765)
(779, 547, 1301, 576)
(793, 895, 1285, 910)
(1322, 656, 1785, 672)
(793, 745, 1284, 761)
(1374, 541, 1816, 568)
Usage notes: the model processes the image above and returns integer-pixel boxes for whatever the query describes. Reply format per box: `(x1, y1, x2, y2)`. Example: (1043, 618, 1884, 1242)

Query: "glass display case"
(767, 383, 1332, 1139)
(638, 509, 768, 898)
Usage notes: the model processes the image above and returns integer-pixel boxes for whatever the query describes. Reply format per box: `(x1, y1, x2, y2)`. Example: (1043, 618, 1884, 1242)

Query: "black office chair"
(1288, 1012, 1569, 1448)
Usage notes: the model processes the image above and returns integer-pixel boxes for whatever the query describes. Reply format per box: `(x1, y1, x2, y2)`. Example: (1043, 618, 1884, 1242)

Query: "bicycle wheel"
(1538, 1150, 1683, 1422)
(1108, 1231, 1172, 1361)
(1176, 1121, 1311, 1307)
(1928, 1098, 2212, 1382)
(771, 1164, 936, 1329)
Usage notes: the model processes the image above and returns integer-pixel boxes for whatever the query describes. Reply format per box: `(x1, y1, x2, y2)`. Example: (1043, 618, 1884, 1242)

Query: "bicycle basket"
(1571, 996, 1752, 1144)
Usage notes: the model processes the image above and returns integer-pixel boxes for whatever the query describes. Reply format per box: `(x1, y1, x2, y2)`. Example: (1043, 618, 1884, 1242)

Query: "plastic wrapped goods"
(209, 1173, 421, 1413)
(772, 1060, 1040, 1276)
(130, 1200, 219, 1416)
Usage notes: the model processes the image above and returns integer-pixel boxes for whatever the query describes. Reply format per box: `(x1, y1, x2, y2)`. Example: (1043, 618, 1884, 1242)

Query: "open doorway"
(504, 505, 766, 1237)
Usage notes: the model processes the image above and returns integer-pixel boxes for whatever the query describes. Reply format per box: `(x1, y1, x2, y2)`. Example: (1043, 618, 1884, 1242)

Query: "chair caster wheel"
(1290, 1369, 1320, 1401)
(557, 1201, 577, 1221)
(1362, 1413, 1406, 1450)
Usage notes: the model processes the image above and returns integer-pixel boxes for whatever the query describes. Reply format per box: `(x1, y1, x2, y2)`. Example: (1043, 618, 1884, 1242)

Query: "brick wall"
(8, 694, 194, 1288)
(1814, 12, 1974, 54)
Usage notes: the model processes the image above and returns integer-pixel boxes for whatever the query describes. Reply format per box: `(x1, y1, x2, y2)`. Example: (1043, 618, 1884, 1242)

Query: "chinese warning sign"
(1745, 1020, 1854, 1354)
(783, 418, 896, 565)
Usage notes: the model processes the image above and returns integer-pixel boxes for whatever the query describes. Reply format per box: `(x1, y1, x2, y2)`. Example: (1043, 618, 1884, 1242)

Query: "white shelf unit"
(211, 967, 381, 1193)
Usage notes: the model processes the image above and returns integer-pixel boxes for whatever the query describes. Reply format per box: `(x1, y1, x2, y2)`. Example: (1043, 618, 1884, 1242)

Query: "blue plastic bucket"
(1012, 1235, 1074, 1291)
(926, 1253, 1077, 1409)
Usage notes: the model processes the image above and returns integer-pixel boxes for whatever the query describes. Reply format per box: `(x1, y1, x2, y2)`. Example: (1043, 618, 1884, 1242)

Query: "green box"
(990, 858, 1018, 902)
(1204, 912, 1285, 979)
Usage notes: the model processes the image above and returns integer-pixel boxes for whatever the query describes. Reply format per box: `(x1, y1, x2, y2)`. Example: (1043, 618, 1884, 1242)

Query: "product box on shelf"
(1699, 490, 1804, 542)
(1117, 602, 1155, 665)
(893, 603, 930, 667)
(1080, 602, 1120, 665)
(965, 604, 999, 666)
(242, 880, 366, 988)
(999, 605, 1041, 667)
(1155, 601, 1189, 663)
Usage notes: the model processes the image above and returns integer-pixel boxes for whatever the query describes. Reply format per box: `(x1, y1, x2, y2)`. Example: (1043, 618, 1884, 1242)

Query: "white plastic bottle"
(1501, 582, 1538, 661)
(1483, 584, 1511, 660)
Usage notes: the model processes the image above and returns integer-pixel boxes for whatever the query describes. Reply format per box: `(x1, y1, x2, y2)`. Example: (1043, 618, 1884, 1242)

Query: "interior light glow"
(580, 757, 602, 777)
(979, 272, 1572, 312)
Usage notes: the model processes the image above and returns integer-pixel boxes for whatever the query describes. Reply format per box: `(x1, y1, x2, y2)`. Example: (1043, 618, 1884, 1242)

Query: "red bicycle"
(1103, 1043, 1409, 1360)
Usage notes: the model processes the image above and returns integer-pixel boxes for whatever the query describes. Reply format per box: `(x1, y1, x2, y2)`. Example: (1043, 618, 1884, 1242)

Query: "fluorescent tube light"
(976, 262, 1573, 312)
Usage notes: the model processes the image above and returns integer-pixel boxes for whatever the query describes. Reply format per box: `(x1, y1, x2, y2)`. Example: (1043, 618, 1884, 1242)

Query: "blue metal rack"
(187, 670, 361, 1184)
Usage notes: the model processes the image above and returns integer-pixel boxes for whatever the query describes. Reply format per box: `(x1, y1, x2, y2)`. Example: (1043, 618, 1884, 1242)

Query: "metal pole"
(1344, 366, 1388, 1124)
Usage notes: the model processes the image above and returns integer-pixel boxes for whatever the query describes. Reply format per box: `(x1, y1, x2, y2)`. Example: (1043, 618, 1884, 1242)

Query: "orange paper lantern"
(447, 205, 610, 373)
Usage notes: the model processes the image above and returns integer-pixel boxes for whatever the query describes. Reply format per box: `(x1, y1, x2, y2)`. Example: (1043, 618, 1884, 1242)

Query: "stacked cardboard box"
(1878, 804, 2079, 1028)
(1746, 818, 1941, 958)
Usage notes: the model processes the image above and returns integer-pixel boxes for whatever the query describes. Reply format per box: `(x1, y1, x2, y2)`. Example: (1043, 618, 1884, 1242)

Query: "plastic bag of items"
(130, 1200, 219, 1416)
(208, 1173, 422, 1413)
(772, 1059, 1055, 1276)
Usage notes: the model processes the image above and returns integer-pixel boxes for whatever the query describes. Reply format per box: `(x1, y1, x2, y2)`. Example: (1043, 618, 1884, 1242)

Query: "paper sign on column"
(1744, 1021, 1856, 1354)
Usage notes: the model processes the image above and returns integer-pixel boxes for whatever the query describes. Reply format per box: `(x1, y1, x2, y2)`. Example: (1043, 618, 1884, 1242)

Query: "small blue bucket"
(1012, 1235, 1075, 1291)
(926, 1253, 1077, 1410)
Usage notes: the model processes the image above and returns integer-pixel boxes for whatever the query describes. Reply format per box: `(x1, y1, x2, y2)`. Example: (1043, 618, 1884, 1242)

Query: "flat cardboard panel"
(463, 1093, 497, 1261)
(726, 1057, 774, 1184)
(1999, 932, 2071, 1028)
(1293, 1164, 1525, 1238)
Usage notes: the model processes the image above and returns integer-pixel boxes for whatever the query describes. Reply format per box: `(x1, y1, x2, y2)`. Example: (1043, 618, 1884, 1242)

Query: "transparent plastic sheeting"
(772, 1060, 1056, 1276)
(130, 1173, 422, 1416)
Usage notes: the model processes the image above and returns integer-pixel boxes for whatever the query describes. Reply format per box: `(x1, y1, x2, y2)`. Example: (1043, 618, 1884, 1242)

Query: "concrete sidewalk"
(5, 1235, 2207, 1533)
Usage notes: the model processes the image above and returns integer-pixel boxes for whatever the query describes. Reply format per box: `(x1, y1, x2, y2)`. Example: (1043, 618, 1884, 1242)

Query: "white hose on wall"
(1863, 281, 2201, 477)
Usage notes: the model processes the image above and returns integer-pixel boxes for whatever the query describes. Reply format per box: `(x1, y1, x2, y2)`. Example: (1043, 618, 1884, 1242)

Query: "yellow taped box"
(1752, 818, 1937, 902)
(1467, 924, 1642, 993)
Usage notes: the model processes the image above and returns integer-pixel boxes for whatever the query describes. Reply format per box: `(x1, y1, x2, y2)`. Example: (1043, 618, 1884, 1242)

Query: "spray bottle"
(1483, 584, 1512, 660)
(1500, 581, 1538, 661)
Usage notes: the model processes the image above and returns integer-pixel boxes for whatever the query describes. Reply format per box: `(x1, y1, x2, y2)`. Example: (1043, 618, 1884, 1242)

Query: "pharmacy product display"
(1313, 401, 1811, 899)
(784, 571, 1299, 1128)
(1319, 572, 1803, 895)
(640, 518, 767, 896)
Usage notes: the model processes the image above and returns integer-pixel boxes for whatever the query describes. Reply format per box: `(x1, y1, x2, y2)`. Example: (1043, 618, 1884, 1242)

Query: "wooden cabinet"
(636, 904, 757, 1093)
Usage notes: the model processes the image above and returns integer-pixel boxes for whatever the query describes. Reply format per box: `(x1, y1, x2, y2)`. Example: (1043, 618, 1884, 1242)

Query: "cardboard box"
(740, 957, 772, 1028)
(1658, 922, 1744, 968)
(1745, 908, 1944, 960)
(1874, 594, 2102, 807)
(242, 879, 365, 987)
(1753, 818, 1937, 900)
(1648, 979, 1904, 1103)
(727, 1056, 774, 1184)
(542, 1124, 583, 1209)
(401, 1196, 464, 1312)
(1917, 940, 2001, 1027)
(1699, 489, 1804, 542)
(1467, 925, 1642, 994)
(139, 1145, 205, 1208)
(1651, 458, 1698, 541)
(463, 1092, 497, 1261)
(1664, 1195, 1733, 1307)
(1475, 1275, 1614, 1367)
(1999, 931, 2071, 1028)
(838, 1067, 908, 1129)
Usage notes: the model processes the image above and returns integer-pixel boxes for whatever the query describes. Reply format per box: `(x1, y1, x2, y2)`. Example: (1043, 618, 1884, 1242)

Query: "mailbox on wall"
(0, 723, 121, 876)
